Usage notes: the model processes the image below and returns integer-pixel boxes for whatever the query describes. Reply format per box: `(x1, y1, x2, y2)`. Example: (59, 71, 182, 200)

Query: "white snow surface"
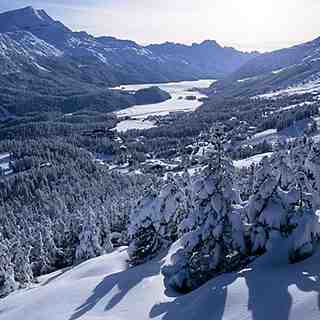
(0, 162, 10, 170)
(244, 128, 280, 147)
(272, 67, 288, 74)
(257, 79, 320, 99)
(237, 76, 259, 83)
(115, 119, 156, 132)
(253, 129, 277, 139)
(234, 152, 274, 168)
(1, 242, 320, 320)
(113, 79, 214, 132)
(0, 153, 10, 161)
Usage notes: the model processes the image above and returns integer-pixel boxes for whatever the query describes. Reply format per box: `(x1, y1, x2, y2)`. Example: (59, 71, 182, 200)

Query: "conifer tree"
(0, 240, 17, 298)
(163, 127, 245, 291)
(75, 207, 106, 263)
(128, 184, 162, 265)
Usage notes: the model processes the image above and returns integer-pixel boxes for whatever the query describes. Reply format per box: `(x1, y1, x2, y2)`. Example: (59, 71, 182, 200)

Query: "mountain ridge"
(209, 35, 320, 98)
(0, 6, 257, 115)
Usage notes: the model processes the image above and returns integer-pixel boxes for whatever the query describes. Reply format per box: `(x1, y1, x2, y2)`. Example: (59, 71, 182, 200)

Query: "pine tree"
(12, 242, 33, 285)
(96, 207, 113, 253)
(128, 184, 162, 265)
(246, 156, 300, 255)
(163, 127, 245, 291)
(288, 143, 320, 262)
(41, 222, 64, 269)
(289, 207, 320, 263)
(0, 240, 17, 298)
(75, 207, 106, 263)
(31, 230, 54, 276)
(158, 173, 189, 242)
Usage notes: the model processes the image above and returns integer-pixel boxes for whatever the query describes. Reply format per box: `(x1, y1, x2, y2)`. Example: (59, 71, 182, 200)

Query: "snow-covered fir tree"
(128, 184, 162, 265)
(288, 143, 320, 262)
(12, 242, 33, 285)
(245, 155, 299, 255)
(163, 128, 246, 292)
(75, 207, 110, 263)
(129, 172, 192, 265)
(30, 230, 54, 276)
(0, 239, 17, 298)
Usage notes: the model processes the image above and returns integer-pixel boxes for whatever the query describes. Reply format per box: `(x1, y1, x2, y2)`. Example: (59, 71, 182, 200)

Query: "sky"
(1, 0, 320, 52)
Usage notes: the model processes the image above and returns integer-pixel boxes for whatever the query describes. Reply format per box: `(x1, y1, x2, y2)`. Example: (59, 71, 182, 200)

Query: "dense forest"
(1, 86, 320, 297)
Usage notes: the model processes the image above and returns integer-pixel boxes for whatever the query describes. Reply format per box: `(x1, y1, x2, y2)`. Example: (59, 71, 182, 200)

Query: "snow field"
(1, 242, 319, 320)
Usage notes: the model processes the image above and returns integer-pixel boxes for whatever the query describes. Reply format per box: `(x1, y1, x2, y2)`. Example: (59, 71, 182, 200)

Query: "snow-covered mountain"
(0, 6, 257, 115)
(0, 6, 255, 81)
(210, 36, 320, 98)
(0, 6, 71, 45)
(147, 40, 257, 77)
(232, 36, 320, 80)
(0, 31, 62, 75)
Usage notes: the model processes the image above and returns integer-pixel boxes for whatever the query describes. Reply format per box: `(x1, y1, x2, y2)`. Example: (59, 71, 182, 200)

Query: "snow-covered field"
(276, 101, 315, 113)
(114, 80, 214, 132)
(244, 118, 316, 148)
(252, 129, 277, 139)
(0, 152, 12, 175)
(115, 119, 156, 132)
(1, 242, 319, 320)
(0, 162, 10, 170)
(257, 79, 320, 99)
(243, 128, 280, 146)
(0, 153, 10, 161)
(234, 152, 273, 168)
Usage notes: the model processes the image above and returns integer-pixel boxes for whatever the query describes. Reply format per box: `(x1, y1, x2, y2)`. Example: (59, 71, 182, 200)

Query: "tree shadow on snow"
(241, 255, 320, 320)
(150, 254, 320, 320)
(150, 272, 238, 320)
(69, 253, 164, 320)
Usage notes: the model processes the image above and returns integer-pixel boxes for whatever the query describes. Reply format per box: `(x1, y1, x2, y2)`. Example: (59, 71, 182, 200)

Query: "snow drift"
(0, 242, 319, 320)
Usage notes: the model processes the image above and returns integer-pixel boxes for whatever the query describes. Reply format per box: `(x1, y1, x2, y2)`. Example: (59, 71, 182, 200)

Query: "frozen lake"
(114, 79, 214, 132)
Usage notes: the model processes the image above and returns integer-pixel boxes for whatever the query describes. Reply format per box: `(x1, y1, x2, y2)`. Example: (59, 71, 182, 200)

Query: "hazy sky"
(1, 0, 320, 52)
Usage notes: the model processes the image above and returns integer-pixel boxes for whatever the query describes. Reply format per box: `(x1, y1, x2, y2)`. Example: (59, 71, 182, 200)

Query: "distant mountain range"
(0, 6, 257, 116)
(1, 6, 320, 116)
(210, 36, 320, 97)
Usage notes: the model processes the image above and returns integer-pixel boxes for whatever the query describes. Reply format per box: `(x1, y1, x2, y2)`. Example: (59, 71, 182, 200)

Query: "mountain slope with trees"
(210, 36, 320, 98)
(0, 6, 256, 116)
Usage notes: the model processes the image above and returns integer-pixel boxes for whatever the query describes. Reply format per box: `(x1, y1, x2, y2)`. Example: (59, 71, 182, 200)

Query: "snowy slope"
(1, 242, 319, 320)
(234, 152, 273, 168)
(257, 78, 320, 99)
(0, 31, 62, 75)
(210, 35, 320, 98)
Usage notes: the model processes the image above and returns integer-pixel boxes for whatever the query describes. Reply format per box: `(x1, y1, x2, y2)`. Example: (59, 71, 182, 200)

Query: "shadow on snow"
(69, 250, 320, 320)
(151, 254, 320, 320)
(69, 254, 164, 320)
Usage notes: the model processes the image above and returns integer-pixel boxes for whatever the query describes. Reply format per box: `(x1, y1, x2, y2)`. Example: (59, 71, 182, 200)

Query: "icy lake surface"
(114, 79, 214, 132)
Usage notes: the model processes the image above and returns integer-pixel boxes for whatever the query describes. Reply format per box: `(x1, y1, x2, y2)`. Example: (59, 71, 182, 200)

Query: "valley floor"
(1, 241, 319, 320)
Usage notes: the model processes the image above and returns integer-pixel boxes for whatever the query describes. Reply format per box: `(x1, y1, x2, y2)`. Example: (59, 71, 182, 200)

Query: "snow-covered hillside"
(1, 242, 319, 320)
(257, 79, 320, 99)
(234, 152, 273, 168)
(0, 31, 62, 75)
